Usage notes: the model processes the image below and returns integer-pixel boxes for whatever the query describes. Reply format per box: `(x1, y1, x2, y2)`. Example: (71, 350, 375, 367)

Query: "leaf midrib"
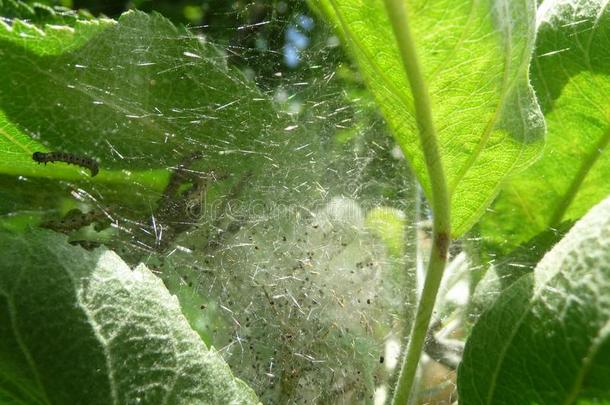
(549, 125, 610, 226)
(0, 125, 31, 154)
(328, 0, 537, 232)
(548, 3, 610, 226)
(563, 317, 610, 405)
(70, 261, 119, 405)
(484, 262, 608, 404)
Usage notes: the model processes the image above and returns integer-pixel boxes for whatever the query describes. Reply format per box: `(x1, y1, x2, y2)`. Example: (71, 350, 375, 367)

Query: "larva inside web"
(32, 151, 99, 177)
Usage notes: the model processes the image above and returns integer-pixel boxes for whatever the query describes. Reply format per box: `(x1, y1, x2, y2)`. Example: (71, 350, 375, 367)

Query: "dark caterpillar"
(32, 151, 99, 177)
(41, 208, 110, 233)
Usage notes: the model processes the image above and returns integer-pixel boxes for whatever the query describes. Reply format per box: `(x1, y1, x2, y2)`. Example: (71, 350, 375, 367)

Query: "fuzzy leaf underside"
(0, 229, 259, 405)
(459, 196, 610, 404)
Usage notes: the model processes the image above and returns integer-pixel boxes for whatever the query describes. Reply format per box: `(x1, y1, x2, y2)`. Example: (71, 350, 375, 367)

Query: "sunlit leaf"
(0, 229, 259, 404)
(0, 7, 277, 188)
(481, 0, 610, 253)
(313, 0, 545, 237)
(459, 196, 610, 404)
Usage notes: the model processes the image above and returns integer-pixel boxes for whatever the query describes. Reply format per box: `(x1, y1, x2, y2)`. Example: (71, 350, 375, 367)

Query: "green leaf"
(0, 229, 259, 404)
(0, 8, 277, 188)
(458, 196, 610, 404)
(480, 0, 610, 253)
(468, 220, 573, 324)
(313, 0, 544, 237)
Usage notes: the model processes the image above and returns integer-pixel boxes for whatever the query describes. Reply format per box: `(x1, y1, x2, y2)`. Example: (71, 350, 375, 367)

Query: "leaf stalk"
(382, 1, 451, 404)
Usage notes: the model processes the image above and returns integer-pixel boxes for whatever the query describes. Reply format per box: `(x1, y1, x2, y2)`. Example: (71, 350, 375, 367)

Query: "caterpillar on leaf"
(32, 151, 99, 177)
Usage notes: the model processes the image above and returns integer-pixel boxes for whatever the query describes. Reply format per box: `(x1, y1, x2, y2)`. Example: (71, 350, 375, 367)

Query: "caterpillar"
(41, 208, 110, 233)
(32, 151, 99, 177)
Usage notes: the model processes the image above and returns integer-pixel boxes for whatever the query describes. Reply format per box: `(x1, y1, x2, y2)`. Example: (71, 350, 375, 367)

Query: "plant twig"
(381, 1, 451, 404)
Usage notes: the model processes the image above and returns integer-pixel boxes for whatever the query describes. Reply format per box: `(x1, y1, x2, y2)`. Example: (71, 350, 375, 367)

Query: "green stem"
(382, 1, 451, 404)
